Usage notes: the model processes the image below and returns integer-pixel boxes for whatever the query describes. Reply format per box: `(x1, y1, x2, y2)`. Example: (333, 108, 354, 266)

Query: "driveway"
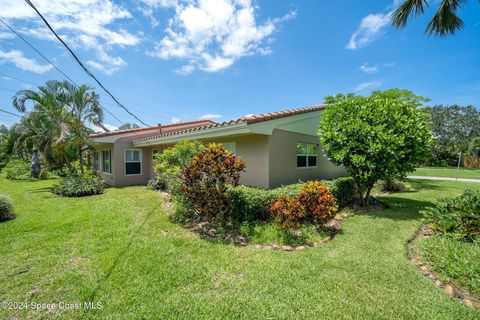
(408, 175, 480, 183)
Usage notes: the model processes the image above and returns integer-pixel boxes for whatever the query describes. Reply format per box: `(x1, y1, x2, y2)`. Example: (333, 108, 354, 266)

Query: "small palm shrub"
(423, 189, 480, 241)
(268, 196, 305, 230)
(0, 194, 14, 221)
(2, 159, 30, 180)
(297, 181, 338, 225)
(181, 143, 246, 224)
(52, 176, 105, 197)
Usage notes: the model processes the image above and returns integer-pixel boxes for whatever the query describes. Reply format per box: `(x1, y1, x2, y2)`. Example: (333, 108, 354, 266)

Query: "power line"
(0, 108, 22, 118)
(0, 17, 129, 129)
(24, 0, 150, 127)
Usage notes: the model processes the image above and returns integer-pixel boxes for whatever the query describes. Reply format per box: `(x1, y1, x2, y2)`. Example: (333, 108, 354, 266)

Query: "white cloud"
(91, 123, 118, 132)
(146, 0, 296, 73)
(359, 62, 396, 74)
(355, 80, 383, 92)
(359, 63, 379, 74)
(0, 50, 53, 74)
(199, 113, 222, 120)
(0, 0, 140, 74)
(347, 11, 392, 50)
(170, 117, 181, 123)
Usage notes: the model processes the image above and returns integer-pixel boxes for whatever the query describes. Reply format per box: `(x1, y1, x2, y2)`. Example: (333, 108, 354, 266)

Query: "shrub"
(146, 179, 162, 191)
(181, 143, 246, 224)
(52, 176, 105, 197)
(154, 141, 206, 195)
(326, 177, 359, 208)
(319, 91, 433, 206)
(297, 181, 338, 225)
(228, 184, 302, 222)
(268, 196, 305, 231)
(2, 159, 30, 180)
(376, 179, 412, 193)
(423, 189, 480, 241)
(0, 194, 14, 221)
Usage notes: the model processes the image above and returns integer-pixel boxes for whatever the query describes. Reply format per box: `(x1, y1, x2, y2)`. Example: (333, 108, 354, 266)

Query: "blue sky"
(0, 0, 479, 130)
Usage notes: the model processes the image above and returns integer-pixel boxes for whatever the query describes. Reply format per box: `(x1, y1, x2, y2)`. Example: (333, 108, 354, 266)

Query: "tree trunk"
(79, 149, 84, 175)
(363, 186, 373, 207)
(31, 150, 41, 178)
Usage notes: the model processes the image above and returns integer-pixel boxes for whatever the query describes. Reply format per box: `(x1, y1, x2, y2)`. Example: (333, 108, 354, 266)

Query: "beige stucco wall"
(268, 129, 346, 187)
(209, 135, 269, 188)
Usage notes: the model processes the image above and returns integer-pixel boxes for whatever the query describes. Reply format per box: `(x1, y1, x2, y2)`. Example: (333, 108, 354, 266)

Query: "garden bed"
(408, 225, 480, 309)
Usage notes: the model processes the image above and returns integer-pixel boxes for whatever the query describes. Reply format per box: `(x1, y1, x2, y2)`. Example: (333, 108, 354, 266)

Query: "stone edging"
(407, 225, 480, 309)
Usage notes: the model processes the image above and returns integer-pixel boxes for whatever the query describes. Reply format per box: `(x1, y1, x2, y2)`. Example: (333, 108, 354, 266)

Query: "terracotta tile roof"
(90, 119, 216, 138)
(135, 105, 324, 143)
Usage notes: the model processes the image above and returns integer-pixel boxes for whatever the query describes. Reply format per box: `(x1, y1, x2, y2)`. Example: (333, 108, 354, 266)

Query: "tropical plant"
(392, 0, 473, 36)
(2, 159, 31, 180)
(11, 80, 103, 176)
(297, 181, 338, 225)
(153, 140, 207, 194)
(181, 143, 246, 224)
(268, 196, 306, 231)
(319, 91, 433, 206)
(423, 189, 480, 241)
(52, 176, 105, 197)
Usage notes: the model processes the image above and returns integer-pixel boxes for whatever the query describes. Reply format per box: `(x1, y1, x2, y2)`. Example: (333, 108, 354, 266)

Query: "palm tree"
(62, 82, 103, 174)
(13, 80, 71, 177)
(392, 0, 469, 36)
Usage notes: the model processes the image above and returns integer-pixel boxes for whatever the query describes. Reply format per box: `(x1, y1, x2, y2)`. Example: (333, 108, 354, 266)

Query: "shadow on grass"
(407, 180, 446, 191)
(361, 197, 434, 221)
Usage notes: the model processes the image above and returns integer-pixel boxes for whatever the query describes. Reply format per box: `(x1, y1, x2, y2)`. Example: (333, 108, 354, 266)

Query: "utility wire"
(0, 108, 22, 118)
(0, 17, 129, 129)
(24, 0, 150, 127)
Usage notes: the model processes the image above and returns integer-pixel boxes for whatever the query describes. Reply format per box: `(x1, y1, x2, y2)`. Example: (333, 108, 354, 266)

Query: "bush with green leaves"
(2, 159, 31, 180)
(52, 176, 105, 197)
(153, 140, 206, 194)
(325, 177, 359, 208)
(319, 91, 433, 206)
(376, 179, 412, 193)
(423, 189, 480, 241)
(181, 143, 246, 224)
(0, 194, 14, 221)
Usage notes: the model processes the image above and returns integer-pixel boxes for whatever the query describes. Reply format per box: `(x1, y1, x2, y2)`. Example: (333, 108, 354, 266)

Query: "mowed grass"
(414, 167, 480, 179)
(0, 178, 479, 319)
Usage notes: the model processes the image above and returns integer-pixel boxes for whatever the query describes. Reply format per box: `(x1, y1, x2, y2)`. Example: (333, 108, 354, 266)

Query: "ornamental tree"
(318, 92, 434, 206)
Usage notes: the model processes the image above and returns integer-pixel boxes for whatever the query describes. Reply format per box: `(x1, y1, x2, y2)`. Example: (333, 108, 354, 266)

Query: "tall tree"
(63, 82, 103, 174)
(12, 80, 71, 177)
(392, 0, 472, 36)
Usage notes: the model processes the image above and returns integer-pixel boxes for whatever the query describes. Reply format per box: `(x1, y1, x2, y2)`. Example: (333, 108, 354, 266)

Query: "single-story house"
(90, 105, 346, 188)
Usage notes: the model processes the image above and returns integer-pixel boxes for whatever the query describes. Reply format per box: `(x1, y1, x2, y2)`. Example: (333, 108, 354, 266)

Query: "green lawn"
(0, 178, 479, 319)
(414, 167, 480, 179)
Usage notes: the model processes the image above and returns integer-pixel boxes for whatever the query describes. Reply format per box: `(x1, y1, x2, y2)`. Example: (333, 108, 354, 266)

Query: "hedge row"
(228, 176, 357, 223)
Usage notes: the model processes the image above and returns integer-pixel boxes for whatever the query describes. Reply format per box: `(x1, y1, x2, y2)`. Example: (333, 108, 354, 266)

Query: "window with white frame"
(222, 142, 236, 155)
(125, 149, 142, 175)
(93, 151, 99, 171)
(297, 143, 318, 168)
(102, 150, 111, 174)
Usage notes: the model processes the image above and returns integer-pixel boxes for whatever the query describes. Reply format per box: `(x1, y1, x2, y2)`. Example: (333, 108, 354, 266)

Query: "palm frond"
(392, 0, 429, 28)
(426, 0, 466, 36)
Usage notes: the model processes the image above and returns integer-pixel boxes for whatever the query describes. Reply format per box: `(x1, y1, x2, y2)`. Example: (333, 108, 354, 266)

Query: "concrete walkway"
(408, 175, 480, 183)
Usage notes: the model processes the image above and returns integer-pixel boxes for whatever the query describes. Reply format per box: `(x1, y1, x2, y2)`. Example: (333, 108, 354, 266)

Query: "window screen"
(125, 150, 141, 175)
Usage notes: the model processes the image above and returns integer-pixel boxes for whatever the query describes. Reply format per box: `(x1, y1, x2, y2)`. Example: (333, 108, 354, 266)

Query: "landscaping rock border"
(407, 225, 480, 309)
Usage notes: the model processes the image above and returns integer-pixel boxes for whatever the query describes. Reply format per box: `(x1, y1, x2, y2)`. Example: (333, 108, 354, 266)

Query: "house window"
(222, 142, 236, 155)
(125, 149, 142, 175)
(102, 150, 111, 174)
(93, 151, 99, 171)
(297, 143, 318, 168)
